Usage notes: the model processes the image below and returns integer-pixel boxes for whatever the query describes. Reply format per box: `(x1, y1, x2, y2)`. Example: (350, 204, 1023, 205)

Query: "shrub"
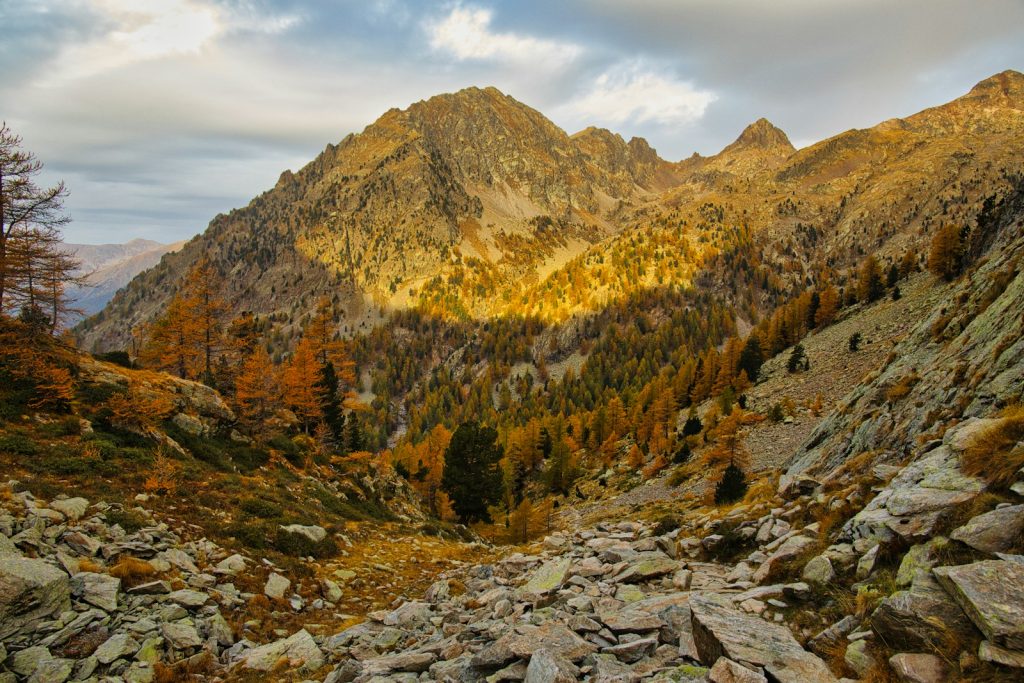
(652, 515, 680, 536)
(961, 407, 1024, 490)
(848, 332, 862, 352)
(885, 373, 920, 403)
(267, 433, 304, 467)
(768, 403, 785, 422)
(226, 522, 270, 550)
(0, 432, 41, 456)
(271, 527, 337, 558)
(105, 509, 149, 533)
(241, 498, 282, 519)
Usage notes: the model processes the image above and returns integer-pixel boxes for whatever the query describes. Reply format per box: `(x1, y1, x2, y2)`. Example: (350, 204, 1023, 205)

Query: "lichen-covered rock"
(933, 560, 1024, 650)
(0, 558, 71, 639)
(950, 505, 1024, 554)
(235, 629, 324, 673)
(870, 573, 976, 651)
(689, 592, 838, 683)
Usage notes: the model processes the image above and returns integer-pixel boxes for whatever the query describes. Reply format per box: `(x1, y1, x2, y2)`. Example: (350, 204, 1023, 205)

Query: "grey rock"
(167, 589, 210, 608)
(26, 658, 73, 683)
(599, 609, 666, 633)
(10, 646, 52, 676)
(362, 651, 436, 675)
(235, 629, 324, 673)
(843, 639, 874, 677)
(888, 652, 949, 682)
(870, 574, 976, 651)
(264, 572, 290, 599)
(161, 620, 203, 650)
(0, 558, 71, 639)
(950, 505, 1024, 554)
(49, 498, 89, 521)
(689, 592, 838, 683)
(214, 553, 247, 574)
(933, 560, 1024, 649)
(384, 601, 431, 627)
(603, 636, 658, 663)
(978, 640, 1024, 668)
(752, 535, 818, 584)
(472, 623, 596, 668)
(94, 633, 139, 664)
(279, 524, 327, 543)
(521, 557, 572, 596)
(524, 647, 579, 682)
(70, 572, 120, 611)
(709, 657, 768, 683)
(801, 555, 835, 586)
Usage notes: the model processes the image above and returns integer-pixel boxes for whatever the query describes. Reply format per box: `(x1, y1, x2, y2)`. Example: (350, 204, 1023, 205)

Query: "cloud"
(559, 61, 716, 128)
(42, 0, 300, 84)
(426, 4, 580, 65)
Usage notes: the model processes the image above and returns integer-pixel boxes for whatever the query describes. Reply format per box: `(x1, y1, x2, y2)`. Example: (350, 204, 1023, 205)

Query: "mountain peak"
(726, 118, 794, 153)
(964, 69, 1024, 105)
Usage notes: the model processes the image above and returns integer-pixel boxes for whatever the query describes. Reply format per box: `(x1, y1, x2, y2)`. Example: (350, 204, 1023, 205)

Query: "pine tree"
(787, 343, 808, 373)
(441, 422, 504, 523)
(316, 361, 345, 441)
(715, 463, 748, 504)
(738, 332, 763, 383)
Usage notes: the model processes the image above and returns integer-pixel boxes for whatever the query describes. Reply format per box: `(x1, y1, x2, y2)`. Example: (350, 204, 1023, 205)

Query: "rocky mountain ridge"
(79, 71, 1024, 353)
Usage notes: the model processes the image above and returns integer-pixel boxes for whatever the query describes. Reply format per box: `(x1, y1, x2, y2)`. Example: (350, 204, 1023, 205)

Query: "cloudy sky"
(3, 1, 1023, 244)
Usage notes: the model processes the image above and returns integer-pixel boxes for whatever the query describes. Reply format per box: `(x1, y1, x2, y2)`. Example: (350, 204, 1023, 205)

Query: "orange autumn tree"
(701, 407, 763, 502)
(392, 423, 452, 516)
(141, 290, 201, 379)
(234, 345, 279, 430)
(140, 258, 227, 382)
(281, 335, 321, 431)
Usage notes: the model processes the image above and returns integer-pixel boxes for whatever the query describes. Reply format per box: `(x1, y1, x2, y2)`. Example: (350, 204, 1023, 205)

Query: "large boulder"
(70, 572, 120, 612)
(870, 573, 977, 651)
(0, 557, 71, 639)
(520, 557, 572, 596)
(950, 505, 1024, 554)
(933, 560, 1024, 650)
(689, 592, 838, 683)
(236, 629, 324, 673)
(471, 623, 595, 669)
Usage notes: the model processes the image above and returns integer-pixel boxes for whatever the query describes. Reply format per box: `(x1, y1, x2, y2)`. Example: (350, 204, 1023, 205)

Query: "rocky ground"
(2, 418, 1022, 682)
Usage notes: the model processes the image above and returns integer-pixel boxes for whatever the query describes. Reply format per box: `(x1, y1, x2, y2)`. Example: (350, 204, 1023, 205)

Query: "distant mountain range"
(65, 239, 185, 318)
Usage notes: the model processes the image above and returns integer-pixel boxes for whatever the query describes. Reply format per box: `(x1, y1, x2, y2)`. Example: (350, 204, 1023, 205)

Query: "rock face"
(0, 558, 70, 640)
(933, 560, 1024, 650)
(689, 592, 838, 683)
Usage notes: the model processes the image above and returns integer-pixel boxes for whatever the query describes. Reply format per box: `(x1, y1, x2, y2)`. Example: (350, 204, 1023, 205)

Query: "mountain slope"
(79, 71, 1024, 353)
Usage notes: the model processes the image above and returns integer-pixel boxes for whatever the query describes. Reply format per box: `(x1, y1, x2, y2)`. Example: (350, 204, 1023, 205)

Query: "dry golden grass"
(77, 557, 103, 573)
(108, 556, 157, 586)
(961, 406, 1024, 490)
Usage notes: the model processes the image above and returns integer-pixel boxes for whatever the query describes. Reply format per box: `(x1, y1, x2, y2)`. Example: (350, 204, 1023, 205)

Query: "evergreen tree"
(737, 332, 763, 383)
(715, 462, 748, 504)
(787, 343, 808, 373)
(441, 422, 504, 523)
(682, 411, 703, 437)
(316, 362, 345, 441)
